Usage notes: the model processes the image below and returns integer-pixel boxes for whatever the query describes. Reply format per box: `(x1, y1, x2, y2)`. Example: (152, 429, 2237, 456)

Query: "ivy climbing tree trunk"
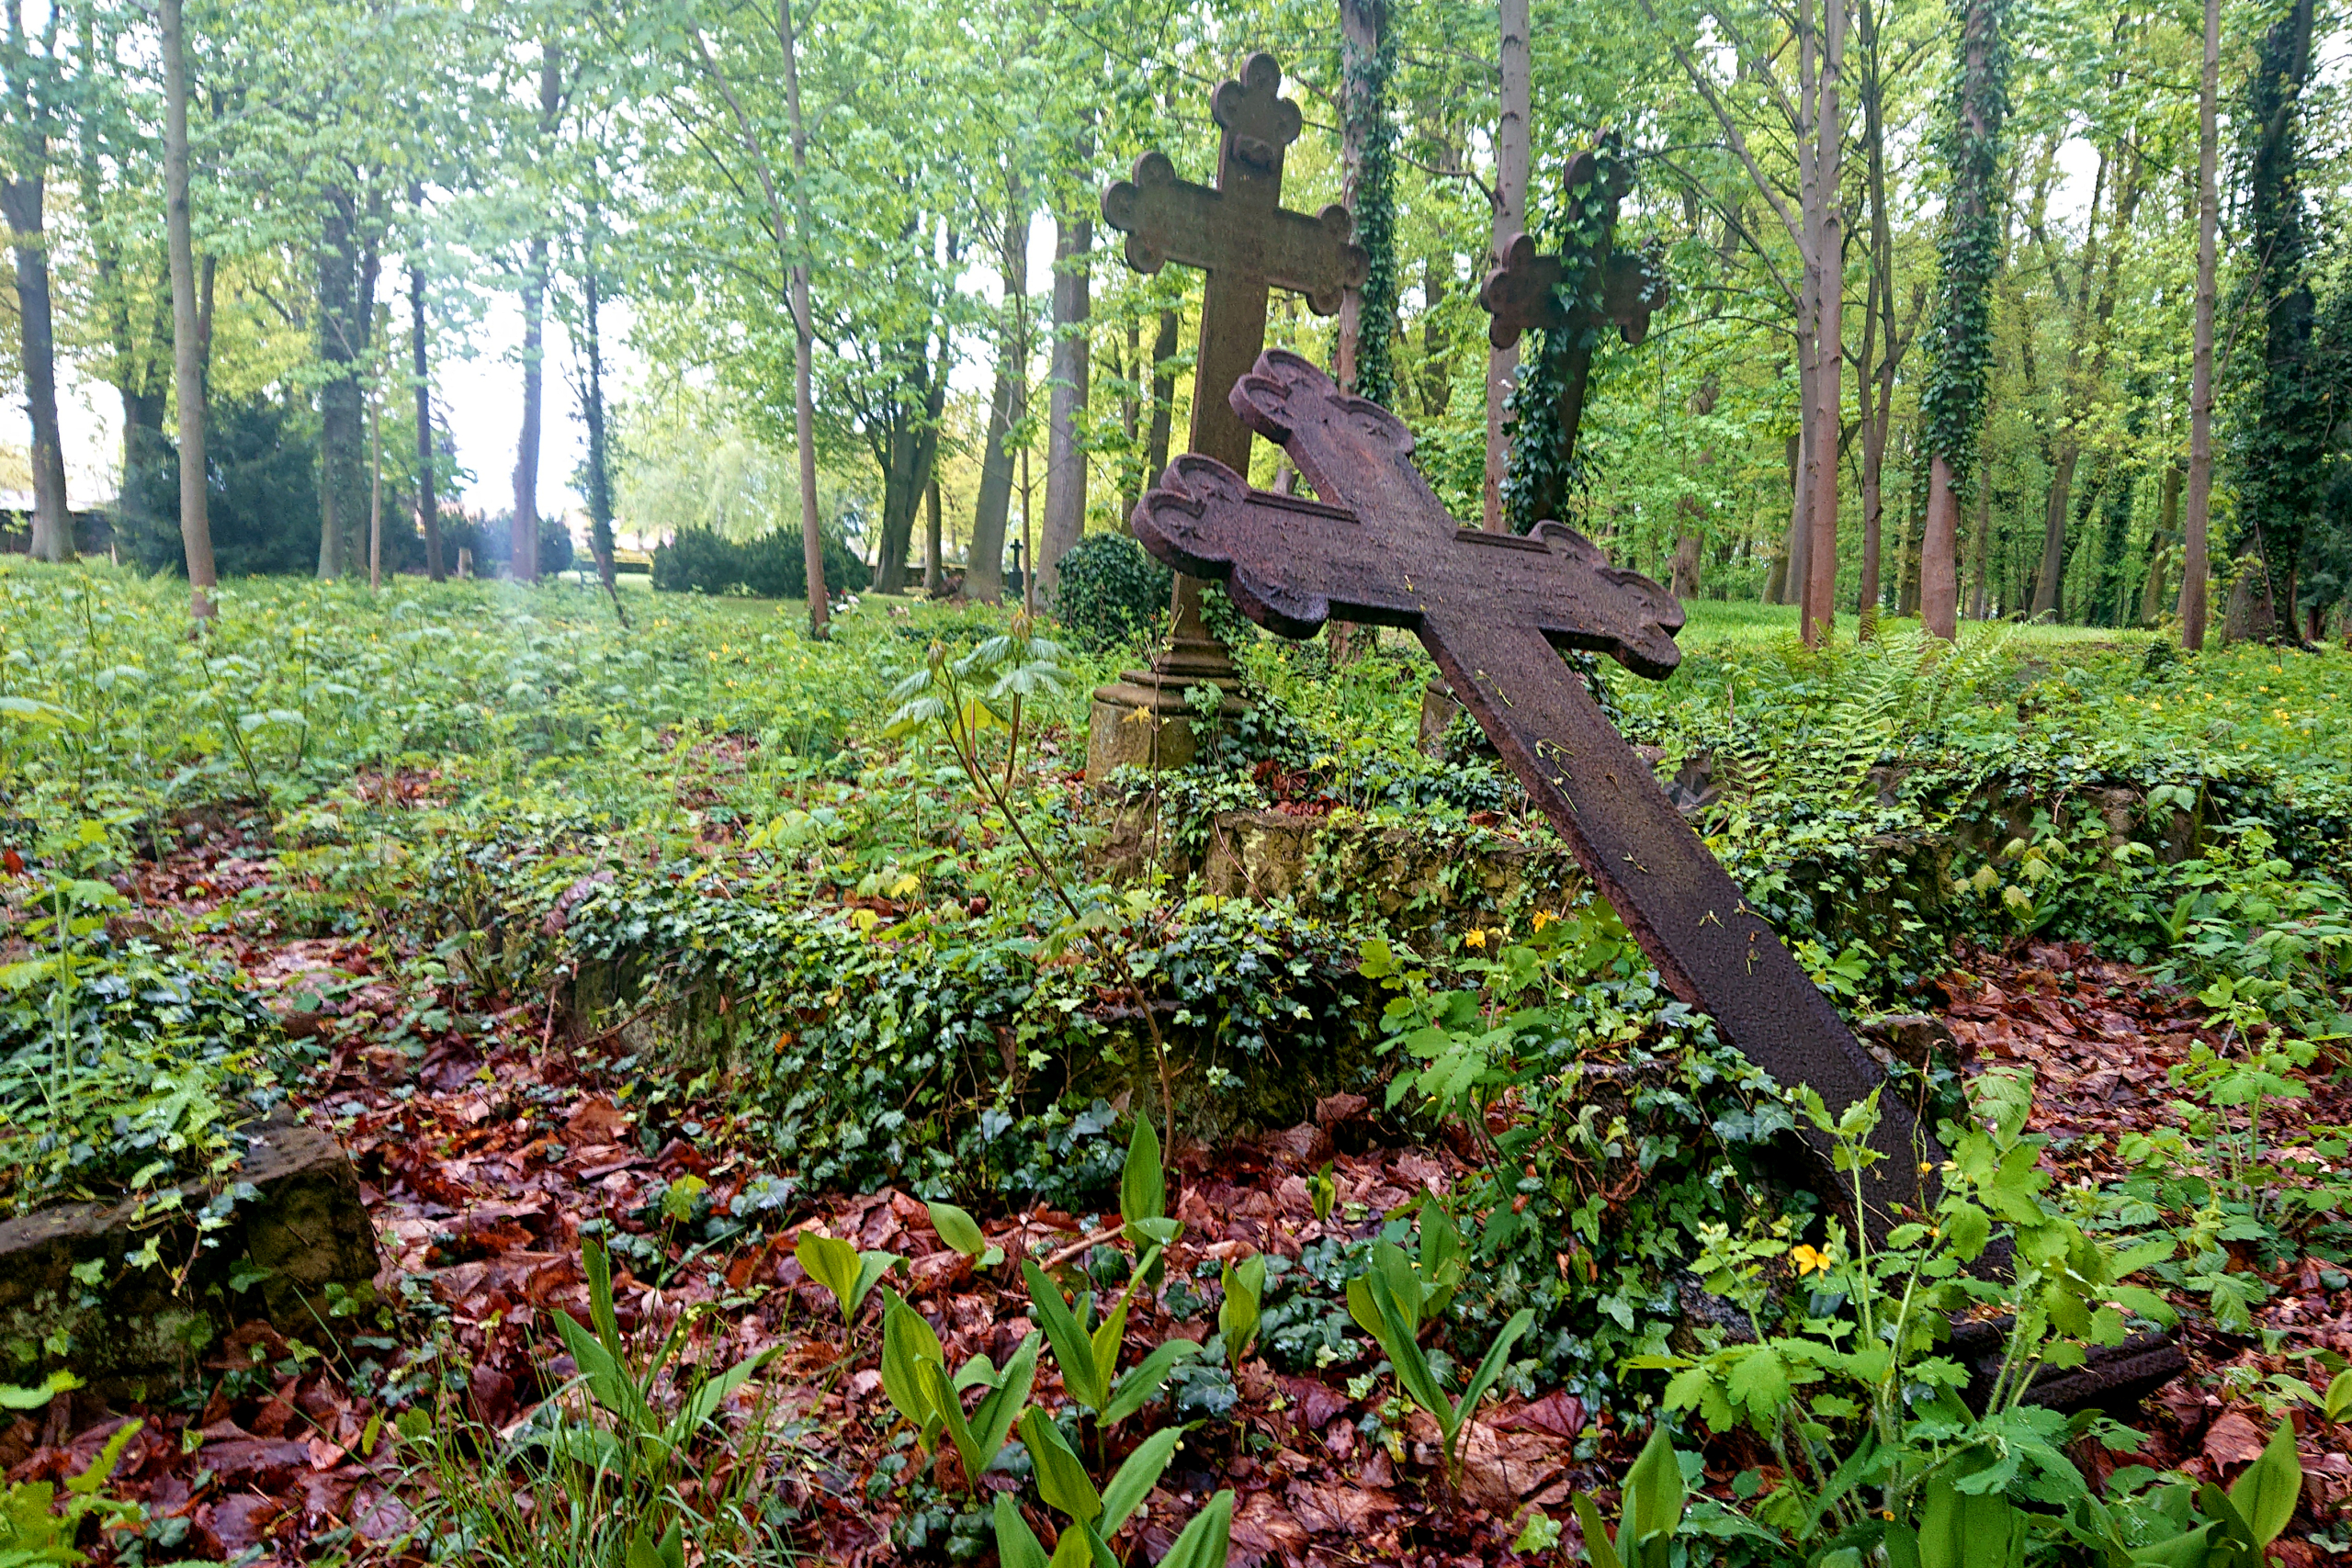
(1918, 0, 2010, 641)
(162, 0, 215, 619)
(2178, 0, 2221, 649)
(1483, 0, 1529, 533)
(2236, 0, 2321, 635)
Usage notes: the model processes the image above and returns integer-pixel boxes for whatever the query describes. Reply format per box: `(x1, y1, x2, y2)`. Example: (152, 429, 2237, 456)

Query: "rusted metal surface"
(1089, 52, 1372, 754)
(1132, 348, 1939, 1228)
(1100, 51, 1368, 475)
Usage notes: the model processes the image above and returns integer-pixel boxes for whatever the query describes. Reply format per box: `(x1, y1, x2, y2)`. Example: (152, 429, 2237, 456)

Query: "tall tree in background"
(314, 190, 379, 577)
(410, 240, 446, 581)
(2233, 0, 2320, 634)
(161, 0, 215, 617)
(3, 0, 73, 560)
(778, 0, 826, 637)
(1482, 0, 1529, 533)
(2179, 0, 2222, 648)
(968, 177, 1028, 604)
(1336, 0, 1396, 407)
(1038, 126, 1091, 598)
(513, 44, 561, 585)
(1917, 0, 2010, 640)
(1799, 0, 1846, 645)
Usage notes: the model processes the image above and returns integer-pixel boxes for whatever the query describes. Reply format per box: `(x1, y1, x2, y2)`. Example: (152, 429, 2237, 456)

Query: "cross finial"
(1211, 51, 1300, 172)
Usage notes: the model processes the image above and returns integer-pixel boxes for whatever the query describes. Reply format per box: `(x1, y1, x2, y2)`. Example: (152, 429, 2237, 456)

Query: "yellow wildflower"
(1463, 928, 1487, 949)
(1791, 1244, 1832, 1277)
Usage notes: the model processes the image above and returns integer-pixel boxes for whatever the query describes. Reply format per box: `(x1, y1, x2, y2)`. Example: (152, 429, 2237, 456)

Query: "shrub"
(651, 525, 871, 600)
(1050, 532, 1170, 649)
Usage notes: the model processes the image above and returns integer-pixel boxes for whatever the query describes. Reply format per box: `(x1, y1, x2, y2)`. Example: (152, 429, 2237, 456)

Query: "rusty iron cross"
(1133, 349, 1938, 1227)
(1101, 52, 1369, 473)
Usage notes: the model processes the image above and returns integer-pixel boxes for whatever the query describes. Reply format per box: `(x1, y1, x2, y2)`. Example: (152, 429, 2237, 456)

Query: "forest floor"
(7, 807, 2349, 1567)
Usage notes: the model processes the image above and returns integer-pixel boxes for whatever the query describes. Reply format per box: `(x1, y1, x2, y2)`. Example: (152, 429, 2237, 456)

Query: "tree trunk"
(161, 0, 215, 617)
(778, 0, 828, 637)
(1145, 308, 1177, 480)
(581, 255, 625, 625)
(2, 170, 72, 561)
(1118, 313, 1141, 520)
(1038, 163, 1091, 598)
(514, 234, 546, 581)
(2178, 0, 2219, 648)
(1482, 0, 1530, 532)
(1801, 0, 1845, 646)
(1917, 0, 2009, 639)
(411, 256, 444, 581)
(968, 188, 1028, 603)
(923, 473, 944, 594)
(1966, 458, 1992, 619)
(315, 193, 372, 580)
(1782, 422, 1812, 606)
(2142, 462, 2181, 625)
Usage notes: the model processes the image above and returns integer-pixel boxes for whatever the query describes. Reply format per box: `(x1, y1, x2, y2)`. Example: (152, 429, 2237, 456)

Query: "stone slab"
(0, 1120, 381, 1394)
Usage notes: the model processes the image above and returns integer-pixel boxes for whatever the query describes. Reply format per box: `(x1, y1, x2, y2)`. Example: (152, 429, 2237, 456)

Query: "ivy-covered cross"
(1483, 141, 1668, 532)
(1134, 348, 1938, 1229)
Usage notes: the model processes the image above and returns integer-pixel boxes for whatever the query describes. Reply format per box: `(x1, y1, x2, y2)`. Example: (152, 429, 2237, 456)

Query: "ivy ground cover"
(3, 562, 2350, 1565)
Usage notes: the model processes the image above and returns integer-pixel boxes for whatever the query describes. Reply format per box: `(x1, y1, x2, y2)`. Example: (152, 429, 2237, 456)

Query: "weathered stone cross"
(1086, 52, 1369, 779)
(1134, 349, 1937, 1226)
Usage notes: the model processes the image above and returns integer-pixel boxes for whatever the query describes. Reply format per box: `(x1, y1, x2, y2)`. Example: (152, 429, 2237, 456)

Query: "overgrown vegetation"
(3, 564, 2347, 1560)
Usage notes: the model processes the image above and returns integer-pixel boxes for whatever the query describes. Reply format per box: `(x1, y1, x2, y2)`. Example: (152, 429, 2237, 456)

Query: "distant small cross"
(1101, 52, 1369, 473)
(1133, 349, 1937, 1228)
(1476, 147, 1668, 498)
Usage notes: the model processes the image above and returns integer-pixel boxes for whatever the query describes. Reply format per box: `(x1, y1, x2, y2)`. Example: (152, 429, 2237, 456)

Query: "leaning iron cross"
(1134, 350, 1938, 1228)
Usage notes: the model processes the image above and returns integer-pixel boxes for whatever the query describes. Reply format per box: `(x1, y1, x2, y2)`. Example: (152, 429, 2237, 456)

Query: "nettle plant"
(1619, 1070, 2307, 1566)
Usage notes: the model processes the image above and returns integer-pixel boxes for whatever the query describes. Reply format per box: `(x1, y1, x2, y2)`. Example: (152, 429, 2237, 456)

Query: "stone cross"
(1133, 348, 1938, 1227)
(1085, 53, 1369, 779)
(1476, 148, 1668, 513)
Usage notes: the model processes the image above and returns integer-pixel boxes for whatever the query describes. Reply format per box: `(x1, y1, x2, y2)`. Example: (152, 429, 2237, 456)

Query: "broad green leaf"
(1091, 1292, 1132, 1396)
(2325, 1368, 2352, 1423)
(1019, 1407, 1102, 1525)
(797, 1232, 863, 1320)
(1156, 1490, 1236, 1568)
(0, 1371, 81, 1411)
(1102, 1337, 1204, 1426)
(919, 1355, 984, 1481)
(1219, 1254, 1265, 1369)
(1122, 1117, 1165, 1233)
(1451, 1308, 1536, 1462)
(2224, 1419, 2301, 1547)
(1571, 1490, 1623, 1568)
(928, 1201, 990, 1259)
(882, 1300, 944, 1431)
(1101, 1424, 1185, 1536)
(994, 1495, 1052, 1568)
(1620, 1421, 1687, 1568)
(1024, 1260, 1106, 1411)
(969, 1332, 1040, 1475)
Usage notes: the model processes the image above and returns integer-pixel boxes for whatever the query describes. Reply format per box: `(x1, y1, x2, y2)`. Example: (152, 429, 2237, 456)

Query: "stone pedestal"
(1085, 573, 1248, 780)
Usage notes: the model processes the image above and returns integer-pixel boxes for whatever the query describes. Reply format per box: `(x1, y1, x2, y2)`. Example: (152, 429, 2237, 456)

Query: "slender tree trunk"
(2142, 461, 2181, 624)
(315, 192, 369, 579)
(778, 0, 827, 637)
(508, 47, 560, 584)
(1118, 314, 1141, 520)
(2178, 0, 2220, 649)
(3, 170, 71, 560)
(1145, 308, 1176, 479)
(968, 188, 1028, 602)
(411, 257, 444, 581)
(161, 0, 214, 617)
(1802, 0, 1845, 646)
(1967, 458, 1993, 618)
(1040, 175, 1091, 598)
(581, 255, 625, 626)
(923, 473, 944, 594)
(369, 380, 382, 590)
(1483, 0, 1530, 532)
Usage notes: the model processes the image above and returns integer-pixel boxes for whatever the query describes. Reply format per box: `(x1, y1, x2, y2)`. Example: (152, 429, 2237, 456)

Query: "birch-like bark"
(162, 0, 215, 617)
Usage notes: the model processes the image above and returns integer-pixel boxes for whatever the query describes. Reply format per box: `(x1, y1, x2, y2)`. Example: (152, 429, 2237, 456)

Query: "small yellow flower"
(1790, 1244, 1832, 1277)
(1463, 928, 1487, 949)
(1531, 910, 1554, 932)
